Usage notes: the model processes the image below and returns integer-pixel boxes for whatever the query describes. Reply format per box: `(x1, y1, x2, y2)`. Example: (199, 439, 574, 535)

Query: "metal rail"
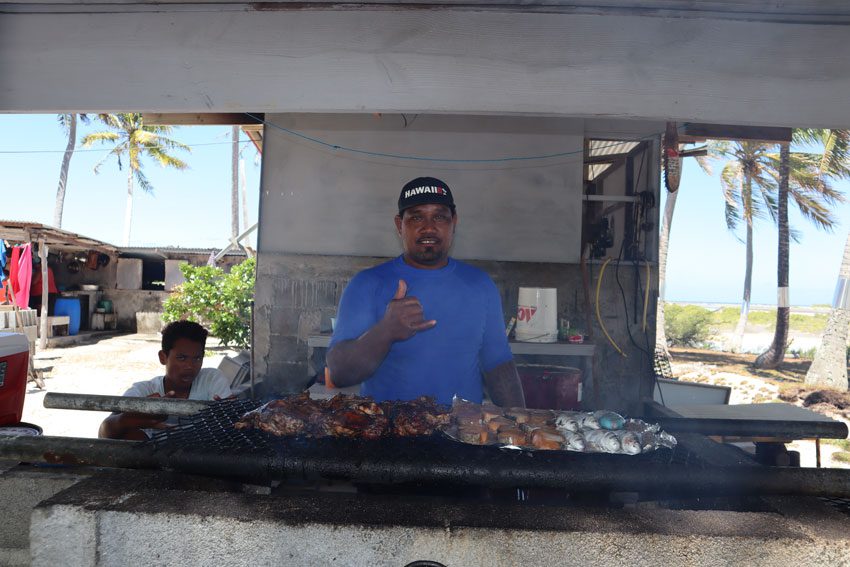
(6, 435, 850, 498)
(43, 392, 212, 416)
(651, 416, 849, 440)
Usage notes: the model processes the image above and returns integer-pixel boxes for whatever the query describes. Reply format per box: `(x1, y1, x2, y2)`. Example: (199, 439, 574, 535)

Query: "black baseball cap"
(398, 177, 455, 215)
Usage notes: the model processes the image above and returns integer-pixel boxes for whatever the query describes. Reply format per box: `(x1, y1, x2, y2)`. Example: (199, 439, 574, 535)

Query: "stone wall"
(100, 290, 170, 331)
(254, 252, 657, 412)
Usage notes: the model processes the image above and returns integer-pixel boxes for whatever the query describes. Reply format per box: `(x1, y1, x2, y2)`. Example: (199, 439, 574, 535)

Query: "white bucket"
(516, 287, 558, 343)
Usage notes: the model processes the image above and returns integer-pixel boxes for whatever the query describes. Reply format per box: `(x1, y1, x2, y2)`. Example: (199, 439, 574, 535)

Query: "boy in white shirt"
(98, 320, 232, 440)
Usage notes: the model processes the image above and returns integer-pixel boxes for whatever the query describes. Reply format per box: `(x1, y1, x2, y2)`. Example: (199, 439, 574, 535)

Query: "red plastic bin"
(517, 364, 582, 410)
(0, 333, 29, 426)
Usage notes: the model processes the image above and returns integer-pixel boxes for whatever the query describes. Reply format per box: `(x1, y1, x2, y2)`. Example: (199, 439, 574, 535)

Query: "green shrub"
(832, 451, 850, 463)
(162, 258, 255, 349)
(789, 346, 817, 360)
(709, 307, 828, 334)
(664, 304, 714, 347)
(710, 307, 739, 329)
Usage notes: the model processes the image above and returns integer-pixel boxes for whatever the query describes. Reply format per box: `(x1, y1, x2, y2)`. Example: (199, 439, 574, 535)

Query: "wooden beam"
(584, 154, 626, 165)
(38, 238, 48, 350)
(6, 11, 850, 128)
(142, 113, 264, 126)
(680, 123, 793, 143)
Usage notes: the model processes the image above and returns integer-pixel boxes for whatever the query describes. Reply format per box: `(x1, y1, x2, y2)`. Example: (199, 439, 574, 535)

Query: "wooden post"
(38, 237, 49, 350)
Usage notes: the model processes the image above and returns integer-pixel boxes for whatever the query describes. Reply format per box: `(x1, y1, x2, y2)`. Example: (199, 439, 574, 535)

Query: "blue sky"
(1, 114, 847, 306)
(0, 114, 262, 249)
(663, 159, 850, 306)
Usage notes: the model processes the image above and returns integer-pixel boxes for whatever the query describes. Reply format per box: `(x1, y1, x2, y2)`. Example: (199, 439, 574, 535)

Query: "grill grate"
(819, 496, 850, 517)
(146, 399, 703, 468)
(148, 399, 273, 455)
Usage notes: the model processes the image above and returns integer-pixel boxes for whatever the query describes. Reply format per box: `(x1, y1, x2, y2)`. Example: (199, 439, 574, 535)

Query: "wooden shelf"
(308, 335, 594, 357)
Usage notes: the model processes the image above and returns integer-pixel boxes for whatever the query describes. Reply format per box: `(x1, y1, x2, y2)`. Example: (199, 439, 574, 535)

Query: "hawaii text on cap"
(398, 177, 455, 214)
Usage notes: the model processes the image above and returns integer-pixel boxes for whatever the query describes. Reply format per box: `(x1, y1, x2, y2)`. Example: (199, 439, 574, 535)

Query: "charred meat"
(234, 393, 448, 439)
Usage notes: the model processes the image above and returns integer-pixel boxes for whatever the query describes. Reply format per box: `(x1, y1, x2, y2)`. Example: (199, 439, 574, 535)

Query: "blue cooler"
(54, 297, 81, 335)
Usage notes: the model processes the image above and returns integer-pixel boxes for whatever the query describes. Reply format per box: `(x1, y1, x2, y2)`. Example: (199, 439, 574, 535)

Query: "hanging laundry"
(11, 245, 32, 309)
(0, 243, 6, 282)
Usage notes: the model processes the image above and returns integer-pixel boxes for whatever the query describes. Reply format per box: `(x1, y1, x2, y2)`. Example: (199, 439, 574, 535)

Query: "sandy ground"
(669, 357, 850, 469)
(20, 333, 238, 438)
(712, 330, 821, 354)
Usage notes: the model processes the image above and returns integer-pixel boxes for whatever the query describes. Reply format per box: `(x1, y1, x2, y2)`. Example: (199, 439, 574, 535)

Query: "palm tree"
(754, 142, 791, 368)
(805, 231, 850, 389)
(710, 141, 779, 351)
(53, 113, 89, 228)
(231, 126, 240, 239)
(82, 114, 190, 245)
(656, 151, 711, 358)
(756, 130, 848, 369)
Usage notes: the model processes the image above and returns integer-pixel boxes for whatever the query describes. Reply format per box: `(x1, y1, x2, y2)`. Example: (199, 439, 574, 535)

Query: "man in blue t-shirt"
(327, 177, 525, 407)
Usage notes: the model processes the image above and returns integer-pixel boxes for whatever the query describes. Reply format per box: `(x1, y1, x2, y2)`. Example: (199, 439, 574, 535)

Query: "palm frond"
(755, 183, 778, 224)
(137, 130, 191, 153)
(128, 146, 141, 172)
(56, 114, 72, 134)
(694, 153, 712, 176)
(134, 168, 154, 194)
(94, 113, 122, 130)
(147, 146, 188, 170)
(81, 131, 120, 147)
(724, 200, 742, 238)
(788, 185, 837, 231)
(92, 143, 128, 174)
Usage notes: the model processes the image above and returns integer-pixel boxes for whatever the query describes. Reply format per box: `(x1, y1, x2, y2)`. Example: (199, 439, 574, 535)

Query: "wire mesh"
(145, 398, 705, 471)
(819, 496, 850, 517)
(147, 398, 273, 455)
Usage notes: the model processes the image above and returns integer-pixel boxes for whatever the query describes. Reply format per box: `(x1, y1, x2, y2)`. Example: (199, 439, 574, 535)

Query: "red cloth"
(0, 280, 10, 304)
(31, 266, 58, 296)
(10, 245, 31, 309)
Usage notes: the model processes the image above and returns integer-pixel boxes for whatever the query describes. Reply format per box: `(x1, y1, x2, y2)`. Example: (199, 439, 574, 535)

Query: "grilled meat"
(234, 392, 321, 436)
(384, 396, 451, 436)
(235, 393, 448, 439)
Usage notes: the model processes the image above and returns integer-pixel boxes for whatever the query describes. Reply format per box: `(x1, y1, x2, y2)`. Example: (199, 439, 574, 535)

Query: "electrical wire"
(0, 139, 255, 155)
(245, 113, 689, 166)
(2, 115, 689, 167)
(615, 228, 652, 359)
(642, 262, 651, 333)
(595, 257, 626, 357)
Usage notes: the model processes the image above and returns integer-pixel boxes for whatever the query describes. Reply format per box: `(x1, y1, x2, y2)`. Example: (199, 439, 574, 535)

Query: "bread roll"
(497, 428, 527, 445)
(487, 417, 514, 433)
(481, 404, 503, 422)
(458, 426, 490, 445)
(505, 408, 530, 424)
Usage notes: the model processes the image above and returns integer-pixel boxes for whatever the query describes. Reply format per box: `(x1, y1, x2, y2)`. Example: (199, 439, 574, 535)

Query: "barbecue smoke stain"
(43, 451, 83, 465)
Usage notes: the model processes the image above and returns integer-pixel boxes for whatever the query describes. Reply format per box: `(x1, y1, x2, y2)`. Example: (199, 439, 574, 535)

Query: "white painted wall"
(3, 8, 850, 127)
(257, 114, 662, 263)
(258, 113, 588, 262)
(164, 260, 186, 291)
(115, 259, 142, 290)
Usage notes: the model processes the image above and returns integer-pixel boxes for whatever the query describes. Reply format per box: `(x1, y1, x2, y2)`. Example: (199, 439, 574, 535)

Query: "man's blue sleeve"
(329, 273, 381, 349)
(479, 278, 514, 372)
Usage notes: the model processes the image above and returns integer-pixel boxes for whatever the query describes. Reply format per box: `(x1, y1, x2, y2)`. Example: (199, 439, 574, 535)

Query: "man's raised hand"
(393, 279, 408, 300)
(383, 279, 437, 341)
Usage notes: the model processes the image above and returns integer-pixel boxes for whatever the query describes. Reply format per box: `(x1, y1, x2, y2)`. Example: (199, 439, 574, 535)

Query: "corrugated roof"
(119, 246, 247, 258)
(586, 163, 612, 181)
(585, 139, 642, 181)
(0, 220, 118, 254)
(588, 140, 640, 158)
